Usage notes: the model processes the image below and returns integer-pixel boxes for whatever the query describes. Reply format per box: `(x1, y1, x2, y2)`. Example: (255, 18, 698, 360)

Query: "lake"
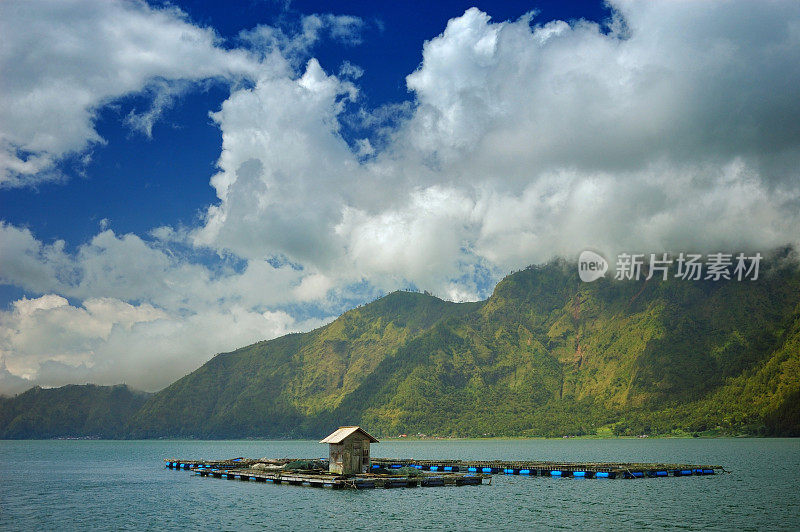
(1, 438, 798, 530)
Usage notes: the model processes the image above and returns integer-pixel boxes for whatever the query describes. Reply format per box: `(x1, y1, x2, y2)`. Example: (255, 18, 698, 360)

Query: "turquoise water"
(1, 438, 798, 530)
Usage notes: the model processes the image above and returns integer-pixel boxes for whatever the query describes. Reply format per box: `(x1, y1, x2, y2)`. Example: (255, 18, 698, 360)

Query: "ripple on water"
(0, 438, 798, 530)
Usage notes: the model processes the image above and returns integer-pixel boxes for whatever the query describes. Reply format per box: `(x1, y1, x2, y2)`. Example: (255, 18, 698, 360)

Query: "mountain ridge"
(2, 253, 799, 439)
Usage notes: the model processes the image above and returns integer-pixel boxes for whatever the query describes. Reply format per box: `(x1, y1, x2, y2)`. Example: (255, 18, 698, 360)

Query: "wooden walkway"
(190, 467, 486, 489)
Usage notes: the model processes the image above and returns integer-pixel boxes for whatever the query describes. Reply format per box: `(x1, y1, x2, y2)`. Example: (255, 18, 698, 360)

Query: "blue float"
(444, 466, 453, 471)
(596, 472, 610, 478)
(429, 466, 439, 471)
(573, 471, 586, 477)
(482, 467, 492, 473)
(550, 470, 562, 477)
(468, 467, 477, 472)
(519, 469, 531, 475)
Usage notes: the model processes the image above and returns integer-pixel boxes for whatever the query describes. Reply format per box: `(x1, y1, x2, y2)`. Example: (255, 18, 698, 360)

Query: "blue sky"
(1, 0, 799, 394)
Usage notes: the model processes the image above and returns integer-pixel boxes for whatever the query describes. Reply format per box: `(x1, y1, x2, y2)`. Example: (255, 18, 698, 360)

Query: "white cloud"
(0, 0, 261, 187)
(2, 1, 800, 394)
(239, 13, 365, 67)
(0, 293, 325, 391)
(0, 294, 165, 380)
(192, 57, 360, 267)
(193, 1, 800, 290)
(400, 4, 800, 183)
(0, 222, 335, 391)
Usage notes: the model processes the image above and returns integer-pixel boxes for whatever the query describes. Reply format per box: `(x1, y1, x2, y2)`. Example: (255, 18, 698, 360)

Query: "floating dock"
(165, 457, 726, 481)
(371, 458, 726, 478)
(192, 467, 485, 489)
(165, 459, 487, 489)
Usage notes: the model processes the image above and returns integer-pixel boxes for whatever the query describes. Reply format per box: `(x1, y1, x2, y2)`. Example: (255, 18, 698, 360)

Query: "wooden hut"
(320, 426, 379, 475)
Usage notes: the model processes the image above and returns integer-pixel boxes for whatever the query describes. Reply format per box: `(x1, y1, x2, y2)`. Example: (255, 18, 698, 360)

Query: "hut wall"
(328, 437, 372, 474)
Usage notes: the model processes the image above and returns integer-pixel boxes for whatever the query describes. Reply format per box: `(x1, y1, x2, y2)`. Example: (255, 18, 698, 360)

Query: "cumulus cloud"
(0, 224, 333, 391)
(196, 1, 800, 289)
(2, 0, 800, 393)
(0, 293, 320, 392)
(0, 0, 261, 187)
(402, 4, 800, 182)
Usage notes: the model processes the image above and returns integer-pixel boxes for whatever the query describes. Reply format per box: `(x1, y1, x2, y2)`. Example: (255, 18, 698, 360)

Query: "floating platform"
(189, 467, 486, 489)
(164, 457, 263, 470)
(165, 457, 726, 482)
(165, 459, 486, 489)
(371, 458, 726, 478)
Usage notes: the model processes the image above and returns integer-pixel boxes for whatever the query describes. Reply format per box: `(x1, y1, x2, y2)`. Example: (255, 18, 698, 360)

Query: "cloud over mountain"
(1, 0, 799, 393)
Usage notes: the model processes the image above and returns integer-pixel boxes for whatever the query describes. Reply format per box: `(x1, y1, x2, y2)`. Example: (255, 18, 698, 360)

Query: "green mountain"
(127, 252, 800, 439)
(3, 253, 799, 439)
(0, 384, 150, 439)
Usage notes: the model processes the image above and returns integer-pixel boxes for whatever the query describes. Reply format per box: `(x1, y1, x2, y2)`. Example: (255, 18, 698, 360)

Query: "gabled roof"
(319, 426, 379, 444)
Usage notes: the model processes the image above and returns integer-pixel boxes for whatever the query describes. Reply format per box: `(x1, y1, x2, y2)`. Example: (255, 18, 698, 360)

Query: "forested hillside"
(0, 385, 150, 438)
(127, 252, 800, 438)
(3, 253, 798, 439)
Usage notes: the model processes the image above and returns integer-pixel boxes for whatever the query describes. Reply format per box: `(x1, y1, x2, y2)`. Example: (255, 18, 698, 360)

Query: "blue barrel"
(503, 468, 515, 474)
(444, 466, 455, 471)
(468, 467, 477, 472)
(519, 469, 531, 475)
(550, 470, 562, 477)
(429, 466, 439, 471)
(482, 467, 493, 473)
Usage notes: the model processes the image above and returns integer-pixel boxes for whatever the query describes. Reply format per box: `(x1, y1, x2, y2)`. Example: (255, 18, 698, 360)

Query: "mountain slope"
(0, 384, 150, 439)
(128, 253, 800, 438)
(128, 291, 479, 437)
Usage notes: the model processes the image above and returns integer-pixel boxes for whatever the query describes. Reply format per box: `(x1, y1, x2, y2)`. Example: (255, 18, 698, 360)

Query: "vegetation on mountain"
(0, 384, 149, 439)
(128, 251, 800, 439)
(3, 250, 799, 439)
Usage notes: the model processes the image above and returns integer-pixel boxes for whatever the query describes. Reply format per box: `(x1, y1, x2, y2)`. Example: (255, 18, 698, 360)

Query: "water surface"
(1, 438, 797, 530)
